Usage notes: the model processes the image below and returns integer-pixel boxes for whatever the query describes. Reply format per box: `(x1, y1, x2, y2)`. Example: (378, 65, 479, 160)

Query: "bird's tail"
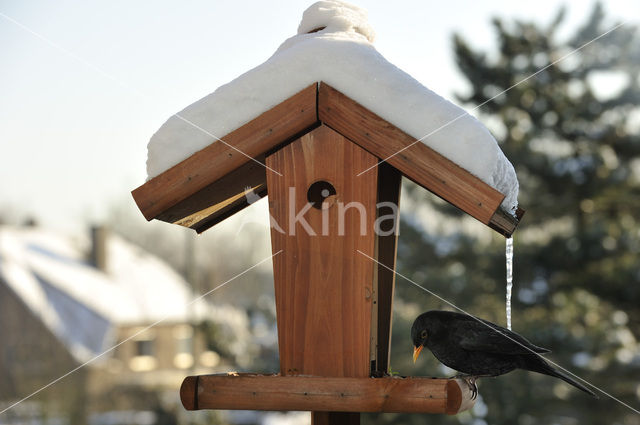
(524, 357, 598, 398)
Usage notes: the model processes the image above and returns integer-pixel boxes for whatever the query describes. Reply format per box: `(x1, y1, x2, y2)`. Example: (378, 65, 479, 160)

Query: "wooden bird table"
(132, 83, 524, 425)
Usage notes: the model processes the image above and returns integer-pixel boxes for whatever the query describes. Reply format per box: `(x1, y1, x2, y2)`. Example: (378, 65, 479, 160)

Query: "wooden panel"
(154, 158, 266, 231)
(180, 374, 476, 415)
(371, 162, 402, 375)
(318, 83, 510, 227)
(266, 125, 378, 379)
(132, 84, 318, 223)
(192, 185, 268, 234)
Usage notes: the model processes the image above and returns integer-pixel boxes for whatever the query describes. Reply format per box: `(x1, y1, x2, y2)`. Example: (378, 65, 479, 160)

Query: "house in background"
(0, 224, 250, 425)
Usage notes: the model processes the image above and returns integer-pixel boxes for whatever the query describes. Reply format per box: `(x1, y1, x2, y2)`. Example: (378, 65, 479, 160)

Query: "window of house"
(135, 339, 154, 357)
(173, 325, 194, 369)
(129, 329, 157, 372)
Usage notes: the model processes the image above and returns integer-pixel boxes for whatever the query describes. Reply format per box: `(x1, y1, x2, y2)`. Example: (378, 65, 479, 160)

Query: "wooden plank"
(193, 185, 268, 234)
(371, 162, 402, 376)
(318, 83, 510, 227)
(132, 84, 319, 222)
(266, 125, 378, 379)
(266, 125, 379, 425)
(179, 374, 476, 415)
(154, 158, 267, 230)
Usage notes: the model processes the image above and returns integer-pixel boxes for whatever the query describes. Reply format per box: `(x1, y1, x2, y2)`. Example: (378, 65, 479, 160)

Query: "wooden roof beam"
(131, 84, 319, 227)
(318, 83, 523, 236)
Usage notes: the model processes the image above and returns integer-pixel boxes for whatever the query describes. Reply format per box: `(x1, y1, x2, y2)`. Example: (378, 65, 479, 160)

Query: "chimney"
(90, 225, 108, 272)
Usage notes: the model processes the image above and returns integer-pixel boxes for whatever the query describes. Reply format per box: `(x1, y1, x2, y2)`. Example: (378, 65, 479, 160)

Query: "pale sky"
(1, 0, 637, 234)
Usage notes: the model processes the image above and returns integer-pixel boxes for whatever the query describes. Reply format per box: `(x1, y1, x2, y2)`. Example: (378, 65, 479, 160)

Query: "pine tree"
(372, 4, 640, 425)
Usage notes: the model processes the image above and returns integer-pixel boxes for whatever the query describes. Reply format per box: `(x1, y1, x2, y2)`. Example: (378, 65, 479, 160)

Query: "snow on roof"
(146, 0, 519, 212)
(297, 0, 375, 42)
(0, 226, 207, 363)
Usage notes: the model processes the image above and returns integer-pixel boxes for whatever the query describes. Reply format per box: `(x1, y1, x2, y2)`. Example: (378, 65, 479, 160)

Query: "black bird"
(411, 310, 597, 398)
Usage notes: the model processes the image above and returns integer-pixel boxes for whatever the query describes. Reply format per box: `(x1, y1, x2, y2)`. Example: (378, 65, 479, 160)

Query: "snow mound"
(297, 0, 375, 42)
(146, 0, 518, 212)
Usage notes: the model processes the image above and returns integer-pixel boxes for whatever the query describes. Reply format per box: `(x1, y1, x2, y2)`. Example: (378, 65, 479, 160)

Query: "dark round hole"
(307, 180, 337, 210)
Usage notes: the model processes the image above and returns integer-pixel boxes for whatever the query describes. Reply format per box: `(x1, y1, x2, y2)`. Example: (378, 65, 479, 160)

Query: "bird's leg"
(464, 376, 478, 400)
(448, 373, 471, 380)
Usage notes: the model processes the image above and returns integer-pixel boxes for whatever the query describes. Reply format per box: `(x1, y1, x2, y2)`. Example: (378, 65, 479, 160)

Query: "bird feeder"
(132, 82, 524, 424)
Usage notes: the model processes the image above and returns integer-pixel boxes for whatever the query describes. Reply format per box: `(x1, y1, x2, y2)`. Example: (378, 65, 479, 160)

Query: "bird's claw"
(466, 377, 478, 400)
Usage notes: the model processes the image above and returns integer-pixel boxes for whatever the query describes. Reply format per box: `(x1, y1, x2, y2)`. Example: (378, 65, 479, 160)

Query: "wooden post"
(266, 125, 379, 425)
(371, 163, 402, 376)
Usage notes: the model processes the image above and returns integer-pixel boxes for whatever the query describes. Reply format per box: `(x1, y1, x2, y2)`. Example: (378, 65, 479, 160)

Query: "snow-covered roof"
(0, 226, 207, 363)
(146, 0, 519, 212)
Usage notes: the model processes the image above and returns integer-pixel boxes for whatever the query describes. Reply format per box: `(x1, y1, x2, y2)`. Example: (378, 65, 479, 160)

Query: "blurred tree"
(368, 3, 640, 425)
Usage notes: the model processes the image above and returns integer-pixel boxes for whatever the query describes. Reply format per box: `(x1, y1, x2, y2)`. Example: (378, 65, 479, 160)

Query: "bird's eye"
(420, 330, 427, 339)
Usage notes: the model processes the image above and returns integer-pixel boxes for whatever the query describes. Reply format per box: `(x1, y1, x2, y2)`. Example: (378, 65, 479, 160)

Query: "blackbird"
(411, 310, 597, 398)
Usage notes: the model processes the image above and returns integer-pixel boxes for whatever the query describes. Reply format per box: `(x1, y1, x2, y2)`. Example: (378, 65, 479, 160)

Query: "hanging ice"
(505, 237, 514, 330)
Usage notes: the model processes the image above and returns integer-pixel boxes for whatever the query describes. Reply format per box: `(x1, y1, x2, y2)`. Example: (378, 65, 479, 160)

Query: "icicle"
(505, 236, 514, 330)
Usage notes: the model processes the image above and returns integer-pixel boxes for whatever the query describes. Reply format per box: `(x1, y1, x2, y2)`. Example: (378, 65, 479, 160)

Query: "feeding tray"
(180, 374, 476, 415)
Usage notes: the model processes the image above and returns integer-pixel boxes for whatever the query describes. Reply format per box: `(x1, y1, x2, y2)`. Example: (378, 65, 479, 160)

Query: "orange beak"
(413, 345, 423, 363)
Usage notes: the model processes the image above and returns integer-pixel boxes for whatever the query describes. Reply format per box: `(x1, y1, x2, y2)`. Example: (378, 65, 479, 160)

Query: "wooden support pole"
(180, 374, 476, 415)
(371, 162, 402, 375)
(266, 125, 379, 425)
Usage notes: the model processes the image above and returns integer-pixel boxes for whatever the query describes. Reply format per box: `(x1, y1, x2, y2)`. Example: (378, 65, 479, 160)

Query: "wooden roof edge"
(131, 83, 319, 221)
(488, 206, 525, 238)
(130, 80, 524, 236)
(317, 82, 524, 236)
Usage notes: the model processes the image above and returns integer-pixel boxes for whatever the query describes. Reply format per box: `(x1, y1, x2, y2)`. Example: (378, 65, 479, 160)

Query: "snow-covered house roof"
(0, 225, 207, 363)
(145, 0, 518, 213)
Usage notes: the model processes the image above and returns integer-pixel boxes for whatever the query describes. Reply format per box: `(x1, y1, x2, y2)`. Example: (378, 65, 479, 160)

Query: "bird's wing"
(456, 318, 550, 355)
